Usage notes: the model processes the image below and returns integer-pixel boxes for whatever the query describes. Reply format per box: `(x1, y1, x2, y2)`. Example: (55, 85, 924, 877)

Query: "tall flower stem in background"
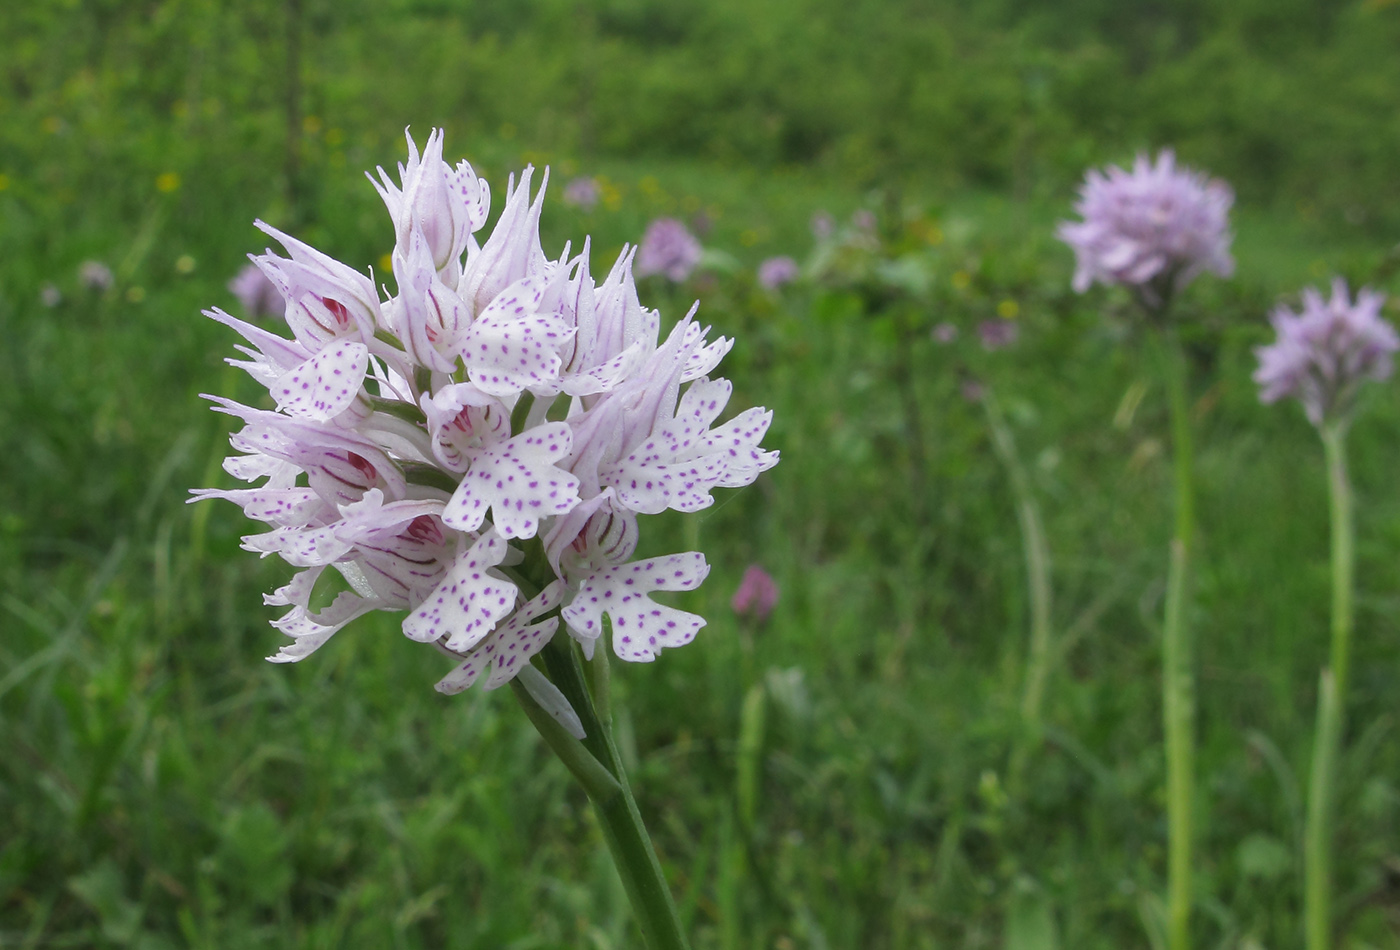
(1254, 278, 1397, 950)
(1152, 325, 1196, 950)
(980, 387, 1054, 785)
(1059, 149, 1235, 950)
(1304, 422, 1353, 950)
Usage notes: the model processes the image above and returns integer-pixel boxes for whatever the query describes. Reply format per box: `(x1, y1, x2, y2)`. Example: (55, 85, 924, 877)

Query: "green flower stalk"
(979, 387, 1055, 785)
(1254, 279, 1396, 950)
(1155, 327, 1196, 950)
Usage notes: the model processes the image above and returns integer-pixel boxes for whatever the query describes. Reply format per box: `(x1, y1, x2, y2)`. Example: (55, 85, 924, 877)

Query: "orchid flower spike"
(1058, 149, 1234, 311)
(1254, 278, 1397, 428)
(194, 129, 778, 696)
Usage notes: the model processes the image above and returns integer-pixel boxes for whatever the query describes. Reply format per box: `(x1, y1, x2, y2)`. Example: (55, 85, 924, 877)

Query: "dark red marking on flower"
(347, 452, 378, 483)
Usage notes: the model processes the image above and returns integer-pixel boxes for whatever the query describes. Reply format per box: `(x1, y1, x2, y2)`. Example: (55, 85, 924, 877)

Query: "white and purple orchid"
(195, 129, 778, 703)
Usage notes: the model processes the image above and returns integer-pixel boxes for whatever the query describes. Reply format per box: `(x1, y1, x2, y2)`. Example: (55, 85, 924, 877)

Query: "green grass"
(4, 133, 1400, 949)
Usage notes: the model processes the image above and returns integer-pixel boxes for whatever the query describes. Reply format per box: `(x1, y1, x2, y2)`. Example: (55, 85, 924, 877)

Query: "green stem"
(537, 637, 691, 950)
(1154, 328, 1195, 950)
(509, 677, 620, 802)
(981, 388, 1054, 784)
(1304, 423, 1353, 950)
(1322, 423, 1354, 721)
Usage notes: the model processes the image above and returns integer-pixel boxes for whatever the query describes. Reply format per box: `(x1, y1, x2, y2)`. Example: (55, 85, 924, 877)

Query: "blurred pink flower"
(731, 564, 779, 624)
(635, 218, 702, 281)
(810, 211, 835, 241)
(1254, 278, 1397, 427)
(563, 176, 601, 211)
(79, 260, 114, 291)
(978, 319, 1019, 351)
(931, 322, 958, 344)
(758, 256, 800, 290)
(1058, 150, 1233, 309)
(228, 262, 286, 319)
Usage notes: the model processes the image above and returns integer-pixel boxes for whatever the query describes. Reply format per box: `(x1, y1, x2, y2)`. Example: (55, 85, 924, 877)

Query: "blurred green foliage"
(3, 2, 1400, 948)
(4, 0, 1400, 232)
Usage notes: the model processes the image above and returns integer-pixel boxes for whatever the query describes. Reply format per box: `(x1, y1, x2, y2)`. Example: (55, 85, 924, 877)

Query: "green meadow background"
(3, 1, 1400, 947)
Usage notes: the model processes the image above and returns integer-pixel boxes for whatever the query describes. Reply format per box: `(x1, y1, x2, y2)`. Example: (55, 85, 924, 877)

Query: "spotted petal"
(442, 422, 580, 539)
(267, 590, 379, 663)
(602, 378, 735, 514)
(460, 275, 574, 396)
(692, 407, 779, 488)
(435, 581, 565, 693)
(680, 325, 733, 383)
(562, 552, 710, 662)
(241, 522, 351, 567)
(272, 341, 369, 421)
(188, 486, 328, 527)
(402, 533, 517, 652)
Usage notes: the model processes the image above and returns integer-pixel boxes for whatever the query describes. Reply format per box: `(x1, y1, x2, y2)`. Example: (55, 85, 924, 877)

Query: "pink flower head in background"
(851, 209, 877, 233)
(978, 319, 1019, 351)
(931, 322, 958, 344)
(635, 217, 702, 281)
(228, 262, 286, 319)
(810, 211, 835, 242)
(563, 176, 601, 211)
(40, 283, 61, 308)
(79, 260, 114, 291)
(1058, 150, 1234, 309)
(193, 129, 778, 704)
(1254, 279, 1397, 427)
(758, 256, 800, 290)
(731, 565, 779, 624)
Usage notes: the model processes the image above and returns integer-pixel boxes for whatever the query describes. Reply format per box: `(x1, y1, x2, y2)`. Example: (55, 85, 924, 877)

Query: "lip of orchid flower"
(1058, 149, 1234, 310)
(1254, 278, 1397, 427)
(194, 128, 778, 690)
